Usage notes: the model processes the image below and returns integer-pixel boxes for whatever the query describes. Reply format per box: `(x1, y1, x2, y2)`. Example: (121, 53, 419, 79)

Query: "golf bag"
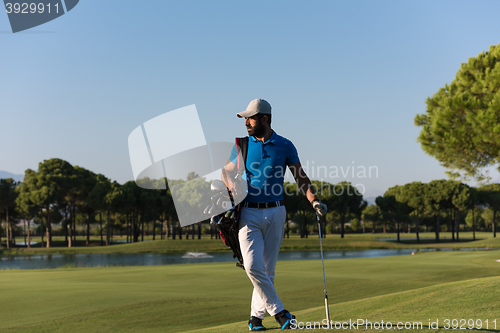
(210, 137, 248, 270)
(212, 207, 244, 270)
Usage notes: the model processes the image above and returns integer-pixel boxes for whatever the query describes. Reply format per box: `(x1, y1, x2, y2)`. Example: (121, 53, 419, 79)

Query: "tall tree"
(378, 186, 412, 242)
(424, 180, 453, 242)
(0, 178, 19, 248)
(73, 166, 97, 246)
(450, 181, 472, 242)
(361, 205, 380, 233)
(122, 181, 140, 242)
(148, 180, 164, 241)
(465, 187, 480, 240)
(324, 181, 365, 239)
(482, 208, 496, 232)
(108, 182, 129, 245)
(15, 182, 38, 249)
(135, 178, 162, 242)
(415, 43, 500, 181)
(399, 182, 426, 243)
(284, 181, 316, 238)
(478, 183, 500, 237)
(61, 166, 79, 247)
(22, 159, 73, 247)
(159, 179, 176, 240)
(87, 175, 112, 246)
(466, 206, 483, 241)
(168, 176, 211, 239)
(16, 170, 43, 246)
(375, 196, 392, 234)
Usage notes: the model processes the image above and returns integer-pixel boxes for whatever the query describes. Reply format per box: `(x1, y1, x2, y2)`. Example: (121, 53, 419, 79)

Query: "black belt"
(243, 200, 285, 209)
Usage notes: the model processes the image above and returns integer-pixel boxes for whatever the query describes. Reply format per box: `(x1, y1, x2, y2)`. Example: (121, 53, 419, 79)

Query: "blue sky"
(1, 0, 500, 197)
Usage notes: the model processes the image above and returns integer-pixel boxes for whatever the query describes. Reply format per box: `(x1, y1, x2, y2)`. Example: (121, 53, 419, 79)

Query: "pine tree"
(415, 43, 500, 181)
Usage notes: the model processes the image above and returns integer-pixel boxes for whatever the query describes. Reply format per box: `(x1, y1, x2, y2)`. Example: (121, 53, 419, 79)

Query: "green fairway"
(194, 276, 500, 333)
(1, 250, 500, 332)
(2, 232, 499, 255)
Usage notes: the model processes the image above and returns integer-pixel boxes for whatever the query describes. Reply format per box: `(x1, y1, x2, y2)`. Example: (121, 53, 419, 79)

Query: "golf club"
(211, 179, 227, 192)
(317, 213, 331, 327)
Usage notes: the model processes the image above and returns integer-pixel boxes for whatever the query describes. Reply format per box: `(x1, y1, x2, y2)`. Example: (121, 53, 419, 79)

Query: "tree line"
(1, 159, 500, 248)
(0, 158, 180, 248)
(286, 180, 499, 242)
(370, 180, 499, 243)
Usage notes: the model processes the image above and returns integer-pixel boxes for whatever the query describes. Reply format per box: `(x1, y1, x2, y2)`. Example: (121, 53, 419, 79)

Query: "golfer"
(223, 98, 327, 330)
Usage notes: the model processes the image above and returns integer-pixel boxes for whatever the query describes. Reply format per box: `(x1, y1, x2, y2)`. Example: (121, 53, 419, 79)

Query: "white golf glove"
(313, 200, 327, 216)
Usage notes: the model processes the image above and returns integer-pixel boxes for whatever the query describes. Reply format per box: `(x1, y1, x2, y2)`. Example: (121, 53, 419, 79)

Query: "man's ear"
(261, 115, 268, 125)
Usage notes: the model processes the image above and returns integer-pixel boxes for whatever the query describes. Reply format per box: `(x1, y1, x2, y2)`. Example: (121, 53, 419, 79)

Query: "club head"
(211, 193, 222, 203)
(210, 215, 222, 225)
(221, 201, 233, 210)
(203, 205, 212, 215)
(211, 179, 227, 192)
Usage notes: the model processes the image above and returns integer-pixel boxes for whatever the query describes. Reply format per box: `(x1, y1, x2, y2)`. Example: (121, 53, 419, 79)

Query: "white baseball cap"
(236, 99, 272, 118)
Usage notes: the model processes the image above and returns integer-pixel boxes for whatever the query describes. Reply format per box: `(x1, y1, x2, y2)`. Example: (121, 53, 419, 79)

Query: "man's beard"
(247, 121, 266, 137)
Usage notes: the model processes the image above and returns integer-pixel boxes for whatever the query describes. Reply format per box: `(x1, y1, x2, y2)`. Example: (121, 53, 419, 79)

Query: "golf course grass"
(1, 250, 500, 332)
(196, 276, 500, 332)
(2, 231, 499, 255)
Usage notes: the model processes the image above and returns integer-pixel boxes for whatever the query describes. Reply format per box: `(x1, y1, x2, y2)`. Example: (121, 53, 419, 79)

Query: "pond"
(0, 249, 416, 270)
(0, 248, 495, 270)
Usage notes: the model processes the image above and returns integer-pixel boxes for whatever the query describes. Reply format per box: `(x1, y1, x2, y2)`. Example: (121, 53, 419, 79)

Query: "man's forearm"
(297, 177, 319, 203)
(289, 162, 319, 204)
(222, 164, 245, 198)
(221, 167, 235, 189)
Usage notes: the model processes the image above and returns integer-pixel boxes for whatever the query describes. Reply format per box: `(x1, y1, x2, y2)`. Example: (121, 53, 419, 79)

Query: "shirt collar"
(250, 131, 277, 145)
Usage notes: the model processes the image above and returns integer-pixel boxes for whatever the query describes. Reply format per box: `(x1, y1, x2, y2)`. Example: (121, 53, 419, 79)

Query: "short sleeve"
(285, 139, 299, 165)
(229, 144, 238, 165)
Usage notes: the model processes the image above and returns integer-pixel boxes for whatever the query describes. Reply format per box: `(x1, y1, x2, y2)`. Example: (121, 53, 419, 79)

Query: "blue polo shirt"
(230, 131, 300, 203)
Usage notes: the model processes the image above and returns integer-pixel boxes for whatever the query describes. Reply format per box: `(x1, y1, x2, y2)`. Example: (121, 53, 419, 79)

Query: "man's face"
(245, 115, 266, 137)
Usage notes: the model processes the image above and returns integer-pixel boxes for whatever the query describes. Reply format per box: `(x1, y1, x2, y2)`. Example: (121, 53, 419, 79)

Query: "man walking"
(223, 98, 327, 330)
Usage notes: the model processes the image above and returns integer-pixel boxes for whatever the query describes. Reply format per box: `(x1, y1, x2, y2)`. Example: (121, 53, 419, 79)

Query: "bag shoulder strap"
(235, 136, 249, 171)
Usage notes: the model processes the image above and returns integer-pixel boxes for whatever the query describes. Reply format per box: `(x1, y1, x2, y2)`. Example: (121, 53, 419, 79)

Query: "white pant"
(239, 206, 287, 319)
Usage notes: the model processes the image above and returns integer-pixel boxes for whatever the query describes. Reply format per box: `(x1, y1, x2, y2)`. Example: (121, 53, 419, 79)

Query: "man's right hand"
(313, 200, 327, 216)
